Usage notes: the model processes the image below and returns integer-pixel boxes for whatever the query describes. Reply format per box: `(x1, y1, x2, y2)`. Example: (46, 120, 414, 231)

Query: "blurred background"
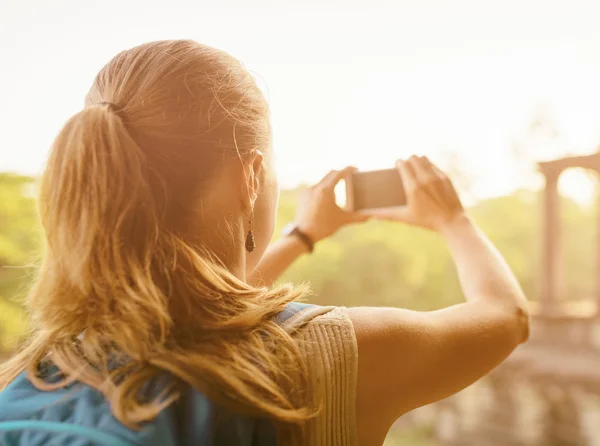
(2, 0, 600, 444)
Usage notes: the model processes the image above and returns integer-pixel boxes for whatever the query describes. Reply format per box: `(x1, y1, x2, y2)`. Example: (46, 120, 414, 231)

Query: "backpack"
(0, 302, 321, 446)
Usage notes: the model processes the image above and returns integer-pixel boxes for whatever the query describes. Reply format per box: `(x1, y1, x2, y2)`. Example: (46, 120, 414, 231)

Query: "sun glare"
(558, 168, 598, 207)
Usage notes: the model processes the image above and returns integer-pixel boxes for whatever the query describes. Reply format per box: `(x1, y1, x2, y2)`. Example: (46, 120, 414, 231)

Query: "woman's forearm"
(248, 236, 309, 287)
(441, 215, 530, 341)
(248, 166, 366, 287)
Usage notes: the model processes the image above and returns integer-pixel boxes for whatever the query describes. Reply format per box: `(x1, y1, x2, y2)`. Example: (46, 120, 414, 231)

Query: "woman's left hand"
(296, 167, 370, 243)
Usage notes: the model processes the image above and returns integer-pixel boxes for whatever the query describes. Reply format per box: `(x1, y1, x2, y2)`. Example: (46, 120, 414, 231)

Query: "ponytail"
(34, 103, 169, 345)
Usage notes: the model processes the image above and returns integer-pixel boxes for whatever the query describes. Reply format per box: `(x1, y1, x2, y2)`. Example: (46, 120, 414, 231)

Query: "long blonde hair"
(0, 40, 311, 440)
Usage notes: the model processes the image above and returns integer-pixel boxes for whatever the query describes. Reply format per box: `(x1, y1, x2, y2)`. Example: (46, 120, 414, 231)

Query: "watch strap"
(289, 226, 314, 253)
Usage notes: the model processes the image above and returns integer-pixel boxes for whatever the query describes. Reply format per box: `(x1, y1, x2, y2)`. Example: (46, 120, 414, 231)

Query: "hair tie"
(97, 101, 121, 113)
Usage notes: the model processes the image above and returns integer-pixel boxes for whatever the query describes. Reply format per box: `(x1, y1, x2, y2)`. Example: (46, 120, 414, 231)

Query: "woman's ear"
(240, 149, 264, 212)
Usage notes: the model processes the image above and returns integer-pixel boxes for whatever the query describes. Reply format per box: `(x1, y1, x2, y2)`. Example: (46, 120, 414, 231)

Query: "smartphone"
(345, 168, 406, 211)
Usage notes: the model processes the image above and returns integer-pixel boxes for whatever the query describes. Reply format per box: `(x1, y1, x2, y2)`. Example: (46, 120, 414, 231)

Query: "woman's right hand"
(367, 155, 465, 231)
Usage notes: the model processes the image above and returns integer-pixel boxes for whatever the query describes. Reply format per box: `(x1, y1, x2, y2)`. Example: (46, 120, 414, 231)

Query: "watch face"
(281, 223, 297, 237)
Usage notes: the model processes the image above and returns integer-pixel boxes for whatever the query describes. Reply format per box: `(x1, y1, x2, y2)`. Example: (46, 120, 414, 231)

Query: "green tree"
(0, 173, 41, 351)
(0, 175, 597, 348)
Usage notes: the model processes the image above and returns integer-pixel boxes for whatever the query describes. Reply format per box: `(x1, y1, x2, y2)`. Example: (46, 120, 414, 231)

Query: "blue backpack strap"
(0, 420, 132, 446)
(273, 302, 314, 326)
(0, 304, 323, 446)
(0, 370, 178, 446)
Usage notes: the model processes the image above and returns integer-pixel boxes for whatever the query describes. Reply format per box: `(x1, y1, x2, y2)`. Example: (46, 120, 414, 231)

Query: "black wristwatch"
(281, 223, 315, 253)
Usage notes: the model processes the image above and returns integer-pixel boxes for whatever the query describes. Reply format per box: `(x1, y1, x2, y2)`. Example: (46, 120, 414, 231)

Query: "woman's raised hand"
(297, 167, 370, 242)
(367, 156, 465, 231)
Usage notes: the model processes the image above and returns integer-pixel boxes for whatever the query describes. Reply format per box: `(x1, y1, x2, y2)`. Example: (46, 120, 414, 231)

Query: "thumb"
(364, 206, 414, 224)
(344, 211, 371, 224)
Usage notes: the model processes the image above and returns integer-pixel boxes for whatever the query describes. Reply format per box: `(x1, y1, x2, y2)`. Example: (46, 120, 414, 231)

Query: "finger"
(429, 162, 463, 208)
(412, 156, 451, 206)
(419, 155, 450, 188)
(318, 170, 339, 187)
(427, 161, 455, 193)
(396, 159, 417, 194)
(405, 156, 444, 208)
(318, 166, 356, 191)
(430, 162, 451, 183)
(409, 156, 437, 184)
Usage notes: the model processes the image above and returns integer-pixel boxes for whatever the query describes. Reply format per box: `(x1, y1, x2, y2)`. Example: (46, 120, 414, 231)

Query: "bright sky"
(2, 0, 600, 203)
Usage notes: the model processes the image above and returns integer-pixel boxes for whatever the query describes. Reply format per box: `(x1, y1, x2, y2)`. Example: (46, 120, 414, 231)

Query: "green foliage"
(1, 177, 597, 344)
(0, 173, 41, 351)
(383, 424, 438, 446)
(0, 297, 28, 351)
(0, 173, 41, 266)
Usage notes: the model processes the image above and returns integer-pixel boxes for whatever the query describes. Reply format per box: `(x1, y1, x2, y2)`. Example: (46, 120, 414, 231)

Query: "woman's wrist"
(297, 224, 320, 245)
(279, 234, 311, 254)
(282, 223, 316, 253)
(439, 213, 473, 238)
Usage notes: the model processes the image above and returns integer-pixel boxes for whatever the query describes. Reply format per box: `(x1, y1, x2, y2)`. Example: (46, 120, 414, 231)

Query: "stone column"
(473, 374, 525, 446)
(537, 384, 587, 446)
(597, 184, 600, 315)
(541, 170, 561, 314)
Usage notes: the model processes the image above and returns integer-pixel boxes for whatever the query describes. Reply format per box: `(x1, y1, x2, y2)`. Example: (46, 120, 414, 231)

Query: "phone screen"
(346, 168, 406, 211)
